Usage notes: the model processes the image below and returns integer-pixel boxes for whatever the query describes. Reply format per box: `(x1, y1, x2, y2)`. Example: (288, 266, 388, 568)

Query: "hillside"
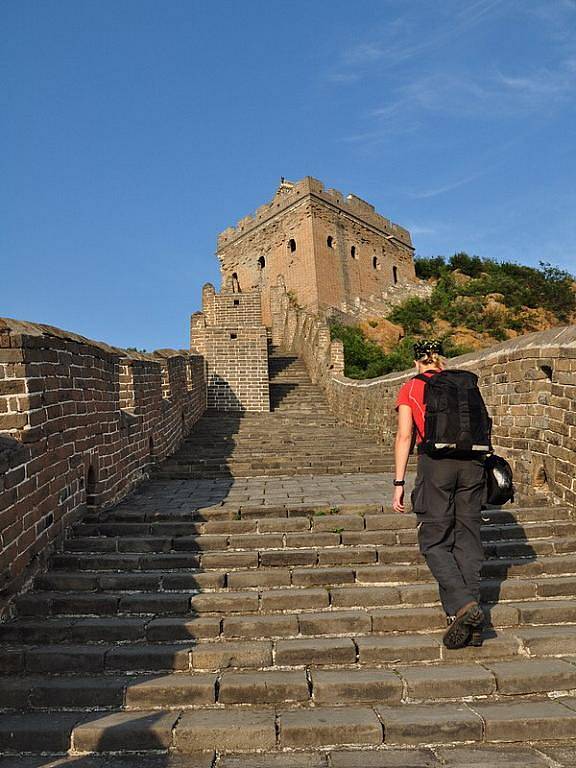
(330, 253, 576, 379)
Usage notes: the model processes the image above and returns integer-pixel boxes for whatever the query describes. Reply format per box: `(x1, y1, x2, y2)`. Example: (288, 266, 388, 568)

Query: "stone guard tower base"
(190, 279, 270, 412)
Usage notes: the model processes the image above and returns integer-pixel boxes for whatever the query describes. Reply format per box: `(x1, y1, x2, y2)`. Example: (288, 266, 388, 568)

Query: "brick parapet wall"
(0, 318, 206, 615)
(272, 279, 576, 507)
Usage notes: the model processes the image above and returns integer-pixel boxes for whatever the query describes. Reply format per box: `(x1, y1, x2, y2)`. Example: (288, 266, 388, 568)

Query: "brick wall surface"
(271, 278, 576, 508)
(0, 318, 206, 613)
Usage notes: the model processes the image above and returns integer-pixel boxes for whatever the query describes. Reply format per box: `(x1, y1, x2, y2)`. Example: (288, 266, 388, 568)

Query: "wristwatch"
(393, 480, 405, 487)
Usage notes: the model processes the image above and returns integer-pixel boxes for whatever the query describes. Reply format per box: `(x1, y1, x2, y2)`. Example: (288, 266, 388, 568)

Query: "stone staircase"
(2, 349, 576, 766)
(156, 347, 401, 478)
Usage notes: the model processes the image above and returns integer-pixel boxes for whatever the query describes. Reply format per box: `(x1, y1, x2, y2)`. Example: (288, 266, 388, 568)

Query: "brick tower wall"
(217, 177, 417, 325)
(309, 196, 415, 314)
(217, 196, 318, 326)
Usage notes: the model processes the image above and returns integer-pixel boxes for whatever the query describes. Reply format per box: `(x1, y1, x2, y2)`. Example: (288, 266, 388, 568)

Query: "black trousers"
(411, 452, 486, 616)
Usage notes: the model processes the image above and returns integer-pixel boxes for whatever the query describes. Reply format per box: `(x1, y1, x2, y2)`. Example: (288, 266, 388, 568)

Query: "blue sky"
(2, 0, 575, 350)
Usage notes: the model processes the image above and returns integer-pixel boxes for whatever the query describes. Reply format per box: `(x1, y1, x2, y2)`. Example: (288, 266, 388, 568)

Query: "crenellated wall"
(0, 318, 206, 613)
(271, 277, 576, 508)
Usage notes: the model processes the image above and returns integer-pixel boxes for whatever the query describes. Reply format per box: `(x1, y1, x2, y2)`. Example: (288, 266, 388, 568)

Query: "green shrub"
(331, 256, 573, 377)
(440, 337, 474, 358)
(388, 298, 434, 335)
(457, 259, 575, 320)
(329, 322, 389, 379)
(537, 262, 576, 321)
(414, 256, 446, 280)
(441, 296, 485, 330)
(430, 274, 459, 314)
(448, 252, 484, 277)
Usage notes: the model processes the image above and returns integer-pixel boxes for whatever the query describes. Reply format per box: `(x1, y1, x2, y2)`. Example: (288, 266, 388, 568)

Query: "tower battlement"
(218, 176, 413, 251)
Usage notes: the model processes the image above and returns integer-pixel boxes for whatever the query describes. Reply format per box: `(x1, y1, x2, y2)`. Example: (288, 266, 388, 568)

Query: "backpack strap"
(413, 374, 431, 384)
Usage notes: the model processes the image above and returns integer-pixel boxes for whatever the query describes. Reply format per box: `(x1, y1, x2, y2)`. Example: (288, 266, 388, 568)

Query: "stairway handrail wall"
(0, 317, 207, 615)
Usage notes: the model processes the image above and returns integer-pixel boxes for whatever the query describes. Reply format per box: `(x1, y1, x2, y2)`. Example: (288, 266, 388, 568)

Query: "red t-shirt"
(395, 371, 438, 444)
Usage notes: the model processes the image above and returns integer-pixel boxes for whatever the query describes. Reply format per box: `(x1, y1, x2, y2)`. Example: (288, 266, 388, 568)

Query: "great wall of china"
(1, 179, 576, 766)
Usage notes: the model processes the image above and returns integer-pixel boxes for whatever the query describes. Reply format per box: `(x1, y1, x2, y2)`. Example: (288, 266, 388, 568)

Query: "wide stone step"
(28, 554, 576, 598)
(11, 569, 576, 630)
(80, 504, 570, 529)
(4, 620, 575, 670)
(159, 457, 397, 468)
(47, 536, 576, 573)
(13, 747, 566, 768)
(61, 520, 576, 557)
(84, 503, 396, 524)
(3, 698, 576, 754)
(29, 573, 576, 612)
(163, 456, 396, 467)
(4, 657, 576, 713)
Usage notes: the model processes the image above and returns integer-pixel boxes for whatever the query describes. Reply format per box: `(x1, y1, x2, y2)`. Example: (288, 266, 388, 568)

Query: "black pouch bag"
(484, 453, 515, 506)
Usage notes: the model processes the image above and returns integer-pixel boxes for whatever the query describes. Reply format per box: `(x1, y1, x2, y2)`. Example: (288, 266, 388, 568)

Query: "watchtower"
(217, 176, 417, 325)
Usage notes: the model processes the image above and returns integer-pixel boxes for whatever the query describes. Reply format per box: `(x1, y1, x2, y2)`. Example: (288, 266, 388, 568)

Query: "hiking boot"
(442, 603, 484, 650)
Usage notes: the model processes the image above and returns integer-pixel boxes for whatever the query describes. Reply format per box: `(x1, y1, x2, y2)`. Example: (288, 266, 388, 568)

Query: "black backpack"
(414, 369, 493, 457)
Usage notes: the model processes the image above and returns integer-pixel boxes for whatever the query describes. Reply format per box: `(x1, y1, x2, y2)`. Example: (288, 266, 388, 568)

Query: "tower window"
(327, 236, 334, 249)
(373, 256, 380, 270)
(351, 246, 357, 259)
(233, 299, 240, 306)
(257, 255, 266, 270)
(392, 265, 398, 284)
(231, 272, 241, 292)
(288, 238, 296, 253)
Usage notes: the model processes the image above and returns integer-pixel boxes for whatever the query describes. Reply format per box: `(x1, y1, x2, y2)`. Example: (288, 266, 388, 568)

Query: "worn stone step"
(2, 700, 537, 754)
(5, 610, 576, 665)
(0, 626, 522, 676)
(81, 504, 567, 529)
(78, 505, 395, 526)
(0, 673, 219, 711)
(62, 520, 576, 557)
(10, 588, 576, 635)
(19, 561, 576, 616)
(48, 536, 576, 573)
(29, 572, 576, 614)
(8, 658, 575, 712)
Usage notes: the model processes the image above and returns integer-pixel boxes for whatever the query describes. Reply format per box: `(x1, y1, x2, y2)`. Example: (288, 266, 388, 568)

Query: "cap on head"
(413, 339, 444, 360)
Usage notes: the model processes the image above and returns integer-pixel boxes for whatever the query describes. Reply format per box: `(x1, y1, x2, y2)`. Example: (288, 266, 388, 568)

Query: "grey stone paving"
(140, 472, 416, 509)
(2, 744, 575, 767)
